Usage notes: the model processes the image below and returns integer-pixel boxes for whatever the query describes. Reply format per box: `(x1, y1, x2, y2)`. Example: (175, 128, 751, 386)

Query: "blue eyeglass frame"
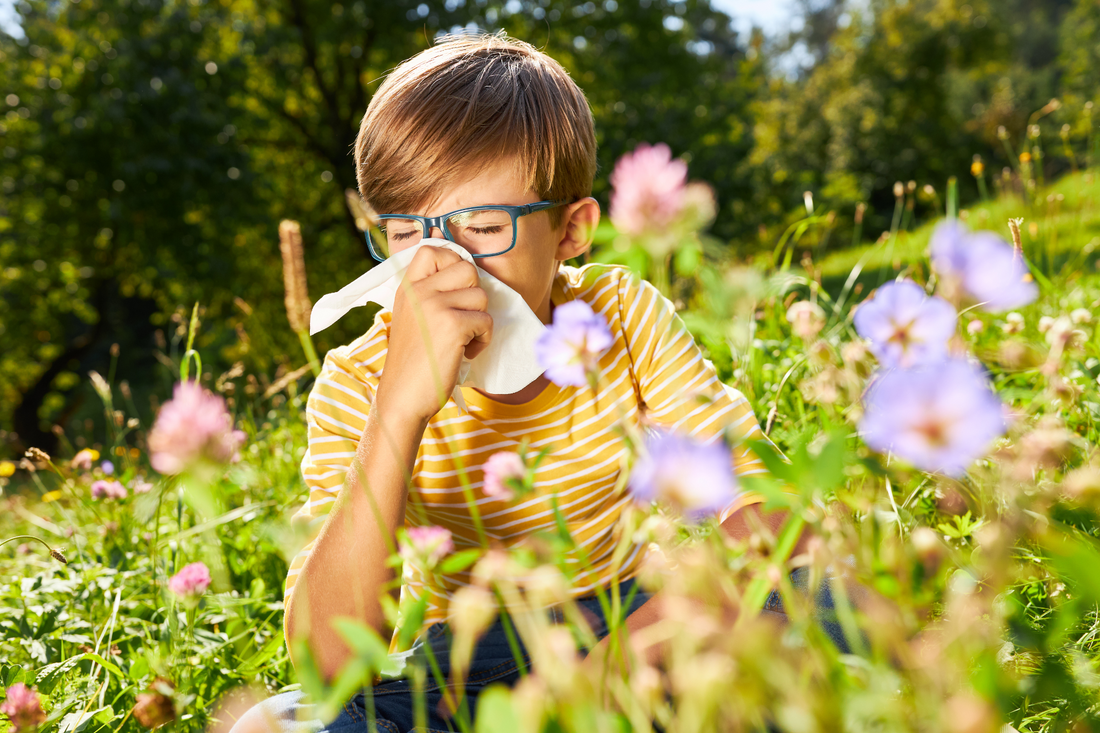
(365, 199, 572, 263)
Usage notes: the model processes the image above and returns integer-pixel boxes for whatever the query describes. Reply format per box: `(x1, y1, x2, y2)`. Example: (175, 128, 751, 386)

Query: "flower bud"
(132, 677, 176, 730)
(0, 683, 47, 732)
(448, 586, 497, 639)
(1064, 466, 1100, 504)
(1000, 312, 1024, 335)
(786, 301, 826, 340)
(910, 526, 945, 572)
(1070, 308, 1092, 325)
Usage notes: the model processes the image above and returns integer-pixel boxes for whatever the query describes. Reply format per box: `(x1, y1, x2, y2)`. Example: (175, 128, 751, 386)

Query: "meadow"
(2, 153, 1099, 733)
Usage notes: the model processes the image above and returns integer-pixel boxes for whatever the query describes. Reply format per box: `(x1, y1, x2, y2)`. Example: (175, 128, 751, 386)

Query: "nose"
(427, 225, 446, 241)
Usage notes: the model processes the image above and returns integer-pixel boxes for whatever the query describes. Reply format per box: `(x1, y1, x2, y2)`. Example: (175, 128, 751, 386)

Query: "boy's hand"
(376, 245, 493, 423)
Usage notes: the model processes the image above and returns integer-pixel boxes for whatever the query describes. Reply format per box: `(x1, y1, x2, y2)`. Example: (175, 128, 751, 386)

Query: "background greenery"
(1, 0, 1099, 455)
(2, 1, 1100, 730)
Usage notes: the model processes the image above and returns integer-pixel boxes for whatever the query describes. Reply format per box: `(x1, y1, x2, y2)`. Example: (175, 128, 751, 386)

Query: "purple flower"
(91, 479, 127, 500)
(148, 381, 246, 475)
(930, 221, 1038, 312)
(859, 358, 1005, 476)
(400, 525, 455, 569)
(483, 451, 525, 501)
(168, 561, 211, 600)
(1, 683, 47, 732)
(609, 143, 688, 235)
(101, 460, 114, 475)
(853, 279, 957, 368)
(534, 300, 614, 387)
(628, 430, 738, 520)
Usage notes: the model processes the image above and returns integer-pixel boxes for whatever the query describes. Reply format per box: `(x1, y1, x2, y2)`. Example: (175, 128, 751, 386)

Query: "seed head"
(278, 220, 312, 333)
(25, 447, 50, 463)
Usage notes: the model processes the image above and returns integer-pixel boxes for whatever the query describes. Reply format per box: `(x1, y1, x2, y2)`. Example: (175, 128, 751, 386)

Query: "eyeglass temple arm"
(521, 199, 570, 215)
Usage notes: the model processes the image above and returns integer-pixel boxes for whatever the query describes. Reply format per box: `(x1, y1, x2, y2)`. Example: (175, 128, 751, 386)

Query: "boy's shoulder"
(557, 261, 649, 305)
(321, 309, 392, 380)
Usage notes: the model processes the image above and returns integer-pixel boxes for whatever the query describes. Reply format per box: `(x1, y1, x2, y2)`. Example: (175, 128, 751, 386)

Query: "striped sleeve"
(616, 270, 774, 522)
(283, 315, 390, 601)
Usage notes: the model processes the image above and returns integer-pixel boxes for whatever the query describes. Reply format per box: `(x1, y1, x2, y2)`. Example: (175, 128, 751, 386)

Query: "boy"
(234, 32, 798, 733)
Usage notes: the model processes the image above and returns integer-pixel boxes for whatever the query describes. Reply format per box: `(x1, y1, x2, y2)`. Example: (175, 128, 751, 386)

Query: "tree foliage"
(0, 0, 1097, 451)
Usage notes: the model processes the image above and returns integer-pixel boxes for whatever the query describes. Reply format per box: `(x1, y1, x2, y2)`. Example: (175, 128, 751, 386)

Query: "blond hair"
(354, 32, 596, 228)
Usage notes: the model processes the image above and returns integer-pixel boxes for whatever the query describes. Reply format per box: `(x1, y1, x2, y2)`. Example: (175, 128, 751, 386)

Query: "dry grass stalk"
(345, 188, 378, 232)
(278, 220, 312, 333)
(1008, 217, 1024, 261)
(262, 363, 315, 399)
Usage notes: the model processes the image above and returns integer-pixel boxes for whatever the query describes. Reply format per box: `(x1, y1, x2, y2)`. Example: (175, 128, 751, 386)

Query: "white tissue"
(309, 239, 547, 411)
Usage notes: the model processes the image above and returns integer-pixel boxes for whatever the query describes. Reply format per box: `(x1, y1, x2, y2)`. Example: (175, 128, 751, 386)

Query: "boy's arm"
(616, 270, 776, 513)
(284, 246, 492, 682)
(284, 385, 427, 680)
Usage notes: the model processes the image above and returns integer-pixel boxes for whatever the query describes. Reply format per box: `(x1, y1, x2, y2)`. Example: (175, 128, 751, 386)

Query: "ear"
(554, 197, 601, 262)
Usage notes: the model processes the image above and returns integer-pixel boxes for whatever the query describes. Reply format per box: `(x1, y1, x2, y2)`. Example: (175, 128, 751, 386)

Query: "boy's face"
(408, 159, 600, 325)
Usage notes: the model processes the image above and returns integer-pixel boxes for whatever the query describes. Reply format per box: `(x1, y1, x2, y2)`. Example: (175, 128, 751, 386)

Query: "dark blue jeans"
(243, 577, 653, 733)
(238, 569, 852, 733)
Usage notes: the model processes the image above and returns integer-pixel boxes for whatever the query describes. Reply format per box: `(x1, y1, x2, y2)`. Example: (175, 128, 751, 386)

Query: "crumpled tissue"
(309, 239, 547, 412)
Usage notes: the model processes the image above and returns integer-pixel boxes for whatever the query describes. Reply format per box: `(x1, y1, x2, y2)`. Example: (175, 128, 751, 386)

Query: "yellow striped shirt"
(285, 263, 771, 643)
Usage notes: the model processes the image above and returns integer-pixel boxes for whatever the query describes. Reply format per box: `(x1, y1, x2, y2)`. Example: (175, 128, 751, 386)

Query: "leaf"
(128, 656, 151, 682)
(474, 685, 518, 733)
(331, 617, 390, 670)
(397, 594, 429, 651)
(438, 549, 482, 575)
(1043, 531, 1100, 606)
(56, 706, 113, 733)
(238, 634, 284, 675)
(34, 606, 62, 639)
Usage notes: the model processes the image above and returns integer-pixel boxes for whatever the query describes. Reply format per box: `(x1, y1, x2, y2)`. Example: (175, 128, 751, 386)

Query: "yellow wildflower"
(0, 461, 14, 477)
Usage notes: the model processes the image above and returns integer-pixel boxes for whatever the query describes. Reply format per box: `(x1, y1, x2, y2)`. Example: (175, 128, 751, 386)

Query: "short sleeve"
(616, 270, 775, 523)
(282, 317, 390, 602)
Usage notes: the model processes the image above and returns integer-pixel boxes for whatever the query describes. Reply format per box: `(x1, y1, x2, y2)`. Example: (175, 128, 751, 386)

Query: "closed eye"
(469, 225, 506, 235)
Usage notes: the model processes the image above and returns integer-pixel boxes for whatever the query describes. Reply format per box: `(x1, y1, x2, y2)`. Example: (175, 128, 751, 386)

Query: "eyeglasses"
(364, 199, 571, 263)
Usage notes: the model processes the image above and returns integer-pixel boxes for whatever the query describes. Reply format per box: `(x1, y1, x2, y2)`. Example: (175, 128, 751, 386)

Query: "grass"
(1, 169, 1100, 733)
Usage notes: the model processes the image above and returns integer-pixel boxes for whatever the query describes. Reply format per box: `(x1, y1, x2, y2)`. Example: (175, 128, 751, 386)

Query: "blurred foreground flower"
(131, 477, 154, 494)
(854, 280, 957, 368)
(629, 430, 737, 520)
(148, 381, 245, 475)
(609, 142, 715, 259)
(70, 448, 99, 471)
(930, 221, 1037, 312)
(400, 526, 454, 570)
(534, 300, 613, 388)
(132, 677, 176, 730)
(0, 683, 46, 732)
(483, 451, 525, 501)
(786, 301, 826, 340)
(0, 461, 14, 478)
(610, 142, 688, 235)
(168, 561, 211, 601)
(860, 358, 1005, 476)
(91, 480, 127, 500)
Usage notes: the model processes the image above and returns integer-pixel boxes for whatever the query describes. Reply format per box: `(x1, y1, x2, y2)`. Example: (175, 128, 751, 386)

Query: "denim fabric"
(238, 577, 652, 733)
(762, 565, 861, 655)
(238, 570, 858, 733)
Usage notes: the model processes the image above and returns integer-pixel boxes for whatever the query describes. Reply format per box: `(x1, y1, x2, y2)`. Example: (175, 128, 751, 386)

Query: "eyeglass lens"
(373, 209, 514, 259)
